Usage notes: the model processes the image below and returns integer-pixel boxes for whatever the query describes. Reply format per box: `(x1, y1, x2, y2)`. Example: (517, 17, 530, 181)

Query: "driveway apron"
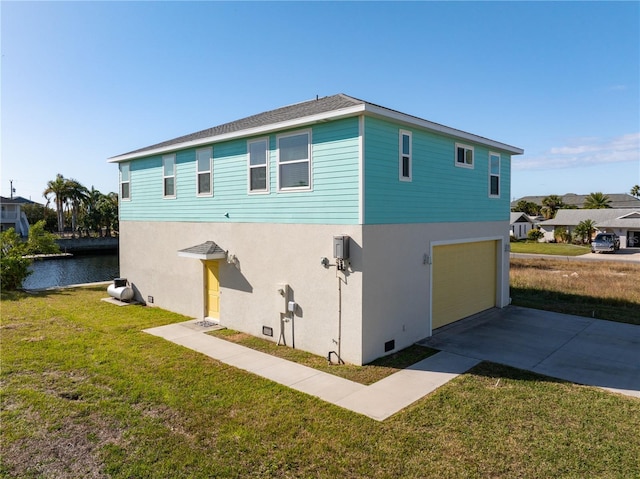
(420, 306, 640, 398)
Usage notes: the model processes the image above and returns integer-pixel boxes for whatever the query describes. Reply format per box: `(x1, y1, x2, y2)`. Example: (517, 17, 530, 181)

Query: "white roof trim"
(109, 103, 523, 163)
(177, 251, 227, 260)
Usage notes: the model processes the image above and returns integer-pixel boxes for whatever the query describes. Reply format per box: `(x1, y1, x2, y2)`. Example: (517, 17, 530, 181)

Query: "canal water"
(23, 254, 120, 290)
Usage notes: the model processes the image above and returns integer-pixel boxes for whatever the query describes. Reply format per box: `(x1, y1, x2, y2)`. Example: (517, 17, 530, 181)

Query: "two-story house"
(0, 196, 32, 236)
(108, 94, 523, 365)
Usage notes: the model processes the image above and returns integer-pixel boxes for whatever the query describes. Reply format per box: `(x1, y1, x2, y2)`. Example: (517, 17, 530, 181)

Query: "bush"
(554, 227, 571, 244)
(527, 229, 544, 242)
(1, 222, 60, 290)
(1, 252, 32, 290)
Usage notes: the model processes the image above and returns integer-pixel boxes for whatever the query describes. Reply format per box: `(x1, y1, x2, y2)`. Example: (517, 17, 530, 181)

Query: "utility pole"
(10, 179, 14, 199)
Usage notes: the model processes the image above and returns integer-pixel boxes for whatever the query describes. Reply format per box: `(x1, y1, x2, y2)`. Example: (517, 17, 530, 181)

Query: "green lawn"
(2, 286, 639, 478)
(510, 241, 591, 255)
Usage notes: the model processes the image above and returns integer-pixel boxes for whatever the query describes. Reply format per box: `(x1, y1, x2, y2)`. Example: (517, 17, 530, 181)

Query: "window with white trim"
(120, 162, 131, 200)
(399, 130, 412, 181)
(455, 143, 474, 168)
(489, 152, 500, 197)
(196, 147, 213, 196)
(277, 130, 310, 190)
(163, 154, 176, 198)
(248, 139, 269, 193)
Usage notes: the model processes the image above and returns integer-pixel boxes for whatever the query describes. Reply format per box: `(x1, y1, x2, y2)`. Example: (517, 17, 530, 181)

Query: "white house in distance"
(108, 94, 523, 365)
(538, 209, 640, 248)
(0, 196, 32, 236)
(510, 212, 537, 239)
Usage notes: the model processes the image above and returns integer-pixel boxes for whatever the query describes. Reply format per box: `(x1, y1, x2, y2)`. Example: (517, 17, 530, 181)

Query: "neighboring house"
(0, 196, 32, 236)
(538, 209, 640, 248)
(108, 94, 523, 365)
(510, 212, 537, 239)
(511, 193, 640, 210)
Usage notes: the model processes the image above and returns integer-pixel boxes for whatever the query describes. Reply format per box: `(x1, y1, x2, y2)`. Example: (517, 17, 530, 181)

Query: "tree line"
(512, 186, 640, 219)
(23, 174, 119, 237)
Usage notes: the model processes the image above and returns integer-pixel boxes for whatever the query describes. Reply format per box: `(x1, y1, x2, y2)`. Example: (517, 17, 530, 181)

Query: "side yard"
(1, 286, 639, 478)
(510, 257, 640, 324)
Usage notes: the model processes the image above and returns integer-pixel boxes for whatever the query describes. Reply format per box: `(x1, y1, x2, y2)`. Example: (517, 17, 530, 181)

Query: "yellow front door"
(205, 261, 220, 319)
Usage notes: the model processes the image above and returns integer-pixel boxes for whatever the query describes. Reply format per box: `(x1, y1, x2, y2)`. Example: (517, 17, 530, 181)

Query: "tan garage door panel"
(432, 241, 497, 329)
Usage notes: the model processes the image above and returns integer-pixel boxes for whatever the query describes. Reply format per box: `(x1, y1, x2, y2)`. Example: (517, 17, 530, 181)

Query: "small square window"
(455, 143, 474, 169)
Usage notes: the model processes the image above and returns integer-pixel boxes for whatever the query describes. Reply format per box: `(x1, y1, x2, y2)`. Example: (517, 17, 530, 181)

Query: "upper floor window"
(248, 139, 269, 193)
(196, 147, 213, 196)
(489, 152, 500, 197)
(120, 162, 131, 200)
(278, 130, 311, 190)
(163, 154, 176, 198)
(399, 130, 412, 181)
(455, 143, 474, 169)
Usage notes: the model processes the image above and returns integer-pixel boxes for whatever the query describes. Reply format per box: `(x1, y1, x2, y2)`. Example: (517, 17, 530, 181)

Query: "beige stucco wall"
(120, 221, 365, 364)
(359, 222, 509, 364)
(120, 220, 509, 365)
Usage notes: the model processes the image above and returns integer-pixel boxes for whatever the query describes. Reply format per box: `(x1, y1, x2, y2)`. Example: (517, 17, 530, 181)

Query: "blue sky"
(2, 1, 638, 204)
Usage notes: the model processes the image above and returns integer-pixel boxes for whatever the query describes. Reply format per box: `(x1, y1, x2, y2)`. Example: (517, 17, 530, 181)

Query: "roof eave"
(109, 100, 524, 163)
(363, 104, 524, 155)
(108, 104, 367, 163)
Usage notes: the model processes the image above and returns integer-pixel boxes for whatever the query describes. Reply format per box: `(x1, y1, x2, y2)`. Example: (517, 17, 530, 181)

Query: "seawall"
(55, 237, 119, 254)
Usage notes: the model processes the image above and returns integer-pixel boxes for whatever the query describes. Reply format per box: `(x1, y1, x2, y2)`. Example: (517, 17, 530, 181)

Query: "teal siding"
(363, 117, 511, 224)
(120, 117, 361, 224)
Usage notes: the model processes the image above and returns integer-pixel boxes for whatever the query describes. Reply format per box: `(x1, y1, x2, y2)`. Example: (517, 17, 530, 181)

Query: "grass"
(2, 286, 640, 478)
(208, 329, 437, 385)
(510, 241, 591, 255)
(510, 257, 640, 325)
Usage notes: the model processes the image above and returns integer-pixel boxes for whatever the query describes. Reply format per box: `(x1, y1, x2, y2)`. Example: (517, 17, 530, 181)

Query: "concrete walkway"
(144, 306, 639, 421)
(143, 320, 479, 421)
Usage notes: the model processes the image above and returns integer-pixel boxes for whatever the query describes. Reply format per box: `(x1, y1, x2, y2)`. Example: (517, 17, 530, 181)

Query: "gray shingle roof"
(539, 208, 640, 226)
(177, 241, 226, 259)
(110, 93, 523, 161)
(120, 94, 364, 157)
(511, 193, 640, 209)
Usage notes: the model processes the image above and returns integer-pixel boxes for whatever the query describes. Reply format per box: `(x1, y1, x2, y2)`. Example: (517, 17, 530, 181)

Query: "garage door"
(432, 240, 497, 329)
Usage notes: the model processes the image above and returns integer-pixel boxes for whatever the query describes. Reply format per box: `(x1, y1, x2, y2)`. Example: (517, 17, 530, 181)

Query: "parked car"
(590, 233, 620, 253)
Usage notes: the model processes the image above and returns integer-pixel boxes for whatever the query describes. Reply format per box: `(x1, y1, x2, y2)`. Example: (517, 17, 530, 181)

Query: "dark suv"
(590, 233, 621, 253)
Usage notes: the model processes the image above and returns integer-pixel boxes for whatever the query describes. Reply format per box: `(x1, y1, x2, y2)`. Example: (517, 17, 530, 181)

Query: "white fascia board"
(108, 101, 523, 163)
(363, 104, 524, 155)
(108, 104, 367, 163)
(177, 251, 226, 260)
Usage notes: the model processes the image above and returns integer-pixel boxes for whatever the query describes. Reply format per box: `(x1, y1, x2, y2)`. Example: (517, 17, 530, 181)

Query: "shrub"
(1, 222, 60, 290)
(527, 229, 544, 242)
(554, 227, 571, 244)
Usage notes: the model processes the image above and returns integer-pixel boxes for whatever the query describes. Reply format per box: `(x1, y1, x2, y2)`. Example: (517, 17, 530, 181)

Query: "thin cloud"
(515, 133, 640, 171)
(607, 85, 628, 91)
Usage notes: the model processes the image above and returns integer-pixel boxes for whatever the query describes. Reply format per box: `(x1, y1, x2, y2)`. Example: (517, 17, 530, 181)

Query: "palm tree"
(541, 195, 564, 219)
(574, 219, 596, 244)
(512, 200, 540, 216)
(83, 186, 103, 235)
(43, 174, 70, 234)
(97, 192, 119, 237)
(583, 192, 611, 209)
(631, 185, 640, 198)
(66, 179, 88, 237)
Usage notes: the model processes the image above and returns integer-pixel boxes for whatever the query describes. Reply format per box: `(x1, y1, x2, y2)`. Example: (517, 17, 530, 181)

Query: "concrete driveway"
(419, 306, 640, 398)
